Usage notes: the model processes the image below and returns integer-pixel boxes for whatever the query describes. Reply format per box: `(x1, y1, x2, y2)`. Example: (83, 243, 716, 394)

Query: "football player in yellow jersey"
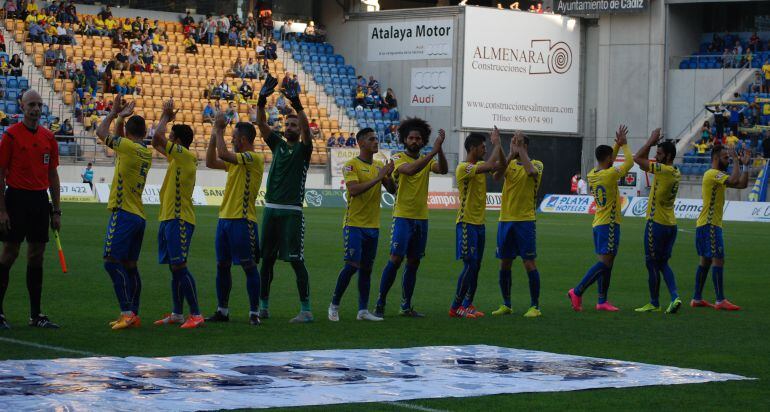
(205, 111, 265, 326)
(95, 95, 151, 330)
(568, 125, 633, 312)
(490, 131, 544, 318)
(328, 128, 396, 322)
(375, 118, 448, 318)
(448, 128, 501, 319)
(150, 100, 204, 329)
(692, 145, 750, 311)
(632, 128, 683, 314)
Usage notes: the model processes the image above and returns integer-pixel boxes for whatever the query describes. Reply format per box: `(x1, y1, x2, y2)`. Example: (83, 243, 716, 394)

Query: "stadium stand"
(678, 32, 770, 70)
(1, 9, 349, 165)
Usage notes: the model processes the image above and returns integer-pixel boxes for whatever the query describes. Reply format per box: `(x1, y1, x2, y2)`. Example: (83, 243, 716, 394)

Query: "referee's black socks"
(26, 265, 43, 318)
(0, 262, 9, 315)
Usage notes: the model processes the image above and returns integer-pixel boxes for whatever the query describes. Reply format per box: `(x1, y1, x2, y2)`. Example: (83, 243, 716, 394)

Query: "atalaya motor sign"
(368, 19, 454, 61)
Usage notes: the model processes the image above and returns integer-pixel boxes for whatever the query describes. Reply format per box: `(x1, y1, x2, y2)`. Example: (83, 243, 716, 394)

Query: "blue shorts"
(215, 218, 260, 265)
(103, 209, 146, 262)
(643, 221, 677, 261)
(158, 219, 195, 265)
(593, 223, 621, 256)
(496, 221, 536, 260)
(390, 217, 429, 259)
(696, 224, 724, 259)
(456, 223, 486, 261)
(343, 226, 379, 268)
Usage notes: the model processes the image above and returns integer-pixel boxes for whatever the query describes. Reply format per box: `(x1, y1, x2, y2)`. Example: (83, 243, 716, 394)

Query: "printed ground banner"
(95, 184, 207, 206)
(54, 183, 97, 203)
(0, 345, 748, 411)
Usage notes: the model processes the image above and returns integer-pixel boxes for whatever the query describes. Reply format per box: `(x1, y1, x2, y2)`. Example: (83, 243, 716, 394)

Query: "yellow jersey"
(694, 143, 709, 154)
(219, 151, 264, 222)
(456, 161, 488, 225)
(588, 144, 632, 227)
(128, 76, 138, 88)
(392, 152, 435, 220)
(763, 64, 770, 80)
(343, 157, 384, 228)
(499, 159, 543, 222)
(646, 163, 680, 226)
(106, 136, 152, 219)
(114, 77, 126, 86)
(726, 134, 740, 147)
(696, 168, 729, 228)
(159, 141, 198, 224)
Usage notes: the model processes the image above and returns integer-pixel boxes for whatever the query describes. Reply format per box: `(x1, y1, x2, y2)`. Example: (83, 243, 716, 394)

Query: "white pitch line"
(0, 336, 100, 357)
(384, 402, 451, 412)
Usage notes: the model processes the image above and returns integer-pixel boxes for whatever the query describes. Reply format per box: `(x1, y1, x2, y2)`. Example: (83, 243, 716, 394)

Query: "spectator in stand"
(127, 71, 138, 95)
(224, 102, 239, 124)
(28, 21, 45, 43)
(727, 105, 745, 135)
(217, 15, 230, 45)
(356, 75, 366, 89)
(203, 101, 215, 123)
(228, 27, 240, 46)
(115, 48, 128, 71)
(218, 78, 234, 100)
(4, 0, 17, 19)
(336, 133, 346, 147)
(275, 94, 291, 115)
(81, 55, 98, 97)
(368, 76, 380, 94)
(58, 119, 73, 137)
(243, 58, 258, 79)
(700, 121, 711, 142)
(355, 86, 365, 106)
(113, 72, 127, 95)
(364, 87, 375, 108)
(725, 131, 740, 148)
(239, 79, 253, 99)
(267, 103, 280, 125)
(705, 104, 727, 140)
(0, 31, 4, 53)
(248, 104, 258, 123)
(53, 53, 66, 79)
(44, 44, 56, 66)
(692, 139, 711, 156)
(127, 49, 141, 72)
(308, 118, 320, 139)
(181, 11, 194, 27)
(762, 59, 770, 94)
(48, 117, 61, 134)
(55, 23, 70, 44)
(183, 34, 198, 54)
(0, 56, 8, 76)
(264, 41, 277, 60)
(231, 57, 244, 78)
(345, 133, 356, 147)
(327, 133, 337, 148)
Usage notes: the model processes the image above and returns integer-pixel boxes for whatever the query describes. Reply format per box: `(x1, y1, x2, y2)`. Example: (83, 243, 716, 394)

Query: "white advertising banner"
(55, 182, 97, 203)
(539, 194, 594, 214)
(462, 7, 580, 132)
(722, 201, 770, 222)
(623, 198, 770, 223)
(410, 67, 452, 107)
(0, 345, 748, 411)
(95, 184, 208, 205)
(329, 147, 392, 177)
(367, 19, 454, 61)
(625, 197, 708, 220)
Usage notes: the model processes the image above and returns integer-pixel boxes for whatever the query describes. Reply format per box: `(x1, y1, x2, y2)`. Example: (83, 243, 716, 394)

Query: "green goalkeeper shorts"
(261, 206, 304, 262)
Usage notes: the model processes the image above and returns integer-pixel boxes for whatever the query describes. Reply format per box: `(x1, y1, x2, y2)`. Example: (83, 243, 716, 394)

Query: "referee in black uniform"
(0, 90, 62, 329)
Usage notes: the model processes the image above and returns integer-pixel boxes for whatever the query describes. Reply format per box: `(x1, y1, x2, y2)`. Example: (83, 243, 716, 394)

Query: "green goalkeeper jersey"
(264, 132, 312, 207)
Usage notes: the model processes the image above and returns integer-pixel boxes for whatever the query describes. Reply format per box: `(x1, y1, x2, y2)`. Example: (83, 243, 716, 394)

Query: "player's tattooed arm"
(430, 129, 449, 175)
(725, 149, 751, 189)
(477, 125, 502, 174)
(633, 128, 662, 172)
(214, 110, 239, 165)
(614, 124, 634, 174)
(206, 110, 227, 170)
(152, 99, 177, 155)
(96, 94, 132, 143)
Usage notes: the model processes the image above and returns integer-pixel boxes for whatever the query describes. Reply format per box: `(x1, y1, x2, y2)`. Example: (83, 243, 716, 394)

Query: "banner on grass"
(0, 345, 748, 411)
(624, 197, 707, 220)
(54, 182, 97, 203)
(95, 184, 207, 206)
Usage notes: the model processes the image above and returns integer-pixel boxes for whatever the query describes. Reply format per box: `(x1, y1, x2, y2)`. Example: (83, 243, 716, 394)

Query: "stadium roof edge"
(347, 5, 463, 21)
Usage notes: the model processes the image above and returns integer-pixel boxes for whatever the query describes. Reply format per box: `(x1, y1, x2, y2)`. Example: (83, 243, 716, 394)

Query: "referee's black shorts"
(0, 187, 51, 243)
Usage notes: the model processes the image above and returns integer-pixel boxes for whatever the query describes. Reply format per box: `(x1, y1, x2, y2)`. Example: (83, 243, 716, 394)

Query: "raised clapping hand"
(260, 75, 279, 98)
(490, 125, 500, 146)
(432, 129, 446, 154)
(648, 128, 662, 145)
(379, 159, 395, 179)
(162, 99, 178, 120)
(615, 124, 629, 146)
(213, 110, 227, 130)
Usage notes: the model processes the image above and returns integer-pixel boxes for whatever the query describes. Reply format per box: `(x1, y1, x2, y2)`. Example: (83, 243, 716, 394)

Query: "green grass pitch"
(0, 203, 768, 410)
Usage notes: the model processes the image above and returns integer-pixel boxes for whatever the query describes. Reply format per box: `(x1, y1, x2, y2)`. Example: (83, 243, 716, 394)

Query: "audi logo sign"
(410, 67, 452, 107)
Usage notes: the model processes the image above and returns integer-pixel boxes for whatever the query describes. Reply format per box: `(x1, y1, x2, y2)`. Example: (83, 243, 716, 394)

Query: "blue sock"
(693, 265, 709, 301)
(126, 267, 141, 315)
(216, 263, 233, 309)
(645, 260, 660, 307)
(400, 264, 418, 310)
(377, 260, 399, 307)
(657, 260, 679, 301)
(357, 267, 372, 311)
(499, 270, 512, 307)
(598, 268, 612, 304)
(170, 268, 183, 314)
(243, 263, 261, 313)
(468, 257, 483, 302)
(575, 262, 607, 296)
(460, 261, 479, 308)
(105, 261, 132, 312)
(452, 261, 472, 309)
(174, 267, 200, 315)
(527, 269, 541, 308)
(712, 266, 725, 302)
(332, 263, 358, 306)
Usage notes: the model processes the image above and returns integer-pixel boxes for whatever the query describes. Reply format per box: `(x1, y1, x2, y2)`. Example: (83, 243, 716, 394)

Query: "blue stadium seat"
(6, 89, 19, 102)
(357, 119, 368, 128)
(331, 76, 342, 86)
(346, 108, 356, 118)
(319, 55, 328, 65)
(320, 65, 330, 76)
(7, 77, 18, 89)
(346, 66, 355, 77)
(679, 61, 688, 69)
(364, 110, 374, 120)
(335, 96, 345, 107)
(324, 44, 334, 55)
(333, 86, 344, 96)
(373, 111, 383, 120)
(344, 97, 353, 107)
(334, 55, 345, 65)
(355, 111, 365, 120)
(18, 78, 28, 89)
(0, 78, 5, 89)
(6, 102, 18, 114)
(310, 54, 319, 64)
(324, 84, 334, 95)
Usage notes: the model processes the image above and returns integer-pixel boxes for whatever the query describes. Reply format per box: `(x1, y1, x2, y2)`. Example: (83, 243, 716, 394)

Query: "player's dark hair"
(398, 117, 431, 145)
(711, 144, 725, 160)
(657, 141, 676, 163)
(171, 124, 194, 148)
(357, 127, 375, 141)
(125, 115, 146, 139)
(464, 132, 486, 152)
(595, 144, 613, 162)
(234, 121, 257, 144)
(286, 114, 298, 121)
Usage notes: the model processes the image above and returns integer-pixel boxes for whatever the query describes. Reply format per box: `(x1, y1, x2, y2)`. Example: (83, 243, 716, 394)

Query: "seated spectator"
(55, 23, 71, 44)
(128, 50, 142, 72)
(49, 117, 61, 134)
(364, 88, 375, 108)
(327, 133, 337, 148)
(113, 72, 127, 95)
(248, 104, 258, 123)
(219, 79, 234, 100)
(368, 76, 380, 93)
(355, 86, 365, 106)
(0, 31, 5, 53)
(54, 53, 66, 79)
(57, 118, 73, 136)
(276, 94, 292, 115)
(127, 71, 138, 95)
(336, 134, 346, 147)
(357, 75, 366, 89)
(726, 131, 740, 148)
(0, 56, 9, 76)
(9, 54, 22, 77)
(345, 133, 356, 147)
(243, 58, 258, 78)
(239, 79, 253, 99)
(231, 57, 244, 78)
(228, 27, 240, 46)
(204, 79, 218, 98)
(4, 0, 17, 19)
(225, 102, 239, 124)
(44, 44, 56, 66)
(308, 118, 320, 138)
(700, 121, 711, 142)
(255, 41, 265, 58)
(203, 101, 215, 123)
(264, 41, 277, 60)
(183, 35, 198, 54)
